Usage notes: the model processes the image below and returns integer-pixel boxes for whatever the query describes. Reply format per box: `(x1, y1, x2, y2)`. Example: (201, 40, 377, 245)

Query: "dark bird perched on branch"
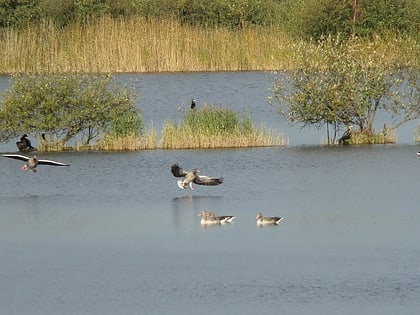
(171, 164, 223, 190)
(338, 125, 353, 144)
(16, 134, 35, 152)
(2, 154, 69, 173)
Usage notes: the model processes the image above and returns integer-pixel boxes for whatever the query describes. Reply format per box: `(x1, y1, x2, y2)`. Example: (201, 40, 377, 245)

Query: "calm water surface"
(0, 73, 419, 314)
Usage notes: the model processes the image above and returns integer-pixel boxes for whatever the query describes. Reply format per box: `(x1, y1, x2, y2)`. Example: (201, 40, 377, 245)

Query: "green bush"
(0, 73, 140, 146)
(355, 0, 420, 36)
(283, 0, 353, 40)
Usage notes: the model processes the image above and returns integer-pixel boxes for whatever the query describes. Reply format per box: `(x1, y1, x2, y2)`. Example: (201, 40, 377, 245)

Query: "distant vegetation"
(0, 0, 418, 73)
(1, 0, 419, 38)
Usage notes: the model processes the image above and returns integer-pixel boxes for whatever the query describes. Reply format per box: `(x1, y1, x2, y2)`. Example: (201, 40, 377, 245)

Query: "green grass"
(161, 105, 286, 149)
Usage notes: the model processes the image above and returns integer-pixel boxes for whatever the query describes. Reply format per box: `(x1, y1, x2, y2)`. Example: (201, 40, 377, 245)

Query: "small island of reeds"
(161, 106, 286, 149)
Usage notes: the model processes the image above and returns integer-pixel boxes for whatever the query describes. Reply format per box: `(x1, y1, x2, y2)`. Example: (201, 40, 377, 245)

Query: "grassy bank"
(0, 17, 418, 74)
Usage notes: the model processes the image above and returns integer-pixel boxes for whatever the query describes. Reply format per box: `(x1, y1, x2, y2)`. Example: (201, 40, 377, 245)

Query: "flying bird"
(2, 154, 69, 173)
(256, 213, 284, 225)
(171, 164, 223, 190)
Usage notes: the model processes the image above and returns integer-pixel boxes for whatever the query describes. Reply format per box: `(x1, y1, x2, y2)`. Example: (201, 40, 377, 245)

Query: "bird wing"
(193, 175, 223, 186)
(171, 164, 188, 177)
(38, 159, 69, 166)
(2, 154, 30, 161)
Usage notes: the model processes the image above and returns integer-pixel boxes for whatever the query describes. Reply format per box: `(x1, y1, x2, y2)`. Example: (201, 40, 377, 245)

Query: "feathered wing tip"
(177, 180, 186, 189)
(171, 164, 188, 177)
(274, 217, 284, 224)
(38, 159, 69, 166)
(2, 154, 30, 161)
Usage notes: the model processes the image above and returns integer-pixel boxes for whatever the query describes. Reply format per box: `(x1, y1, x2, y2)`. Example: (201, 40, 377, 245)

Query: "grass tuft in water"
(161, 105, 286, 149)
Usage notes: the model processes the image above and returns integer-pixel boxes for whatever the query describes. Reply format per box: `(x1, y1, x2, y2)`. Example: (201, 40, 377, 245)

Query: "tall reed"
(161, 106, 286, 149)
(0, 17, 417, 74)
(94, 129, 158, 151)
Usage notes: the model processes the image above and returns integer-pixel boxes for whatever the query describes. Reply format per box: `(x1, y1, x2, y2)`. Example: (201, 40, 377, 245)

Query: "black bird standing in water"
(338, 125, 353, 144)
(190, 99, 196, 109)
(16, 134, 35, 152)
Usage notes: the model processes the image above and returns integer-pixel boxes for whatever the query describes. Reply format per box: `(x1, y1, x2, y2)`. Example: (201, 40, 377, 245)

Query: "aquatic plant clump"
(161, 105, 286, 149)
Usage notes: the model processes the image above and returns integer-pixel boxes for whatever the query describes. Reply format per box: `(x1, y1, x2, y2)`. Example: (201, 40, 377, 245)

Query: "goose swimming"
(171, 164, 223, 190)
(197, 211, 228, 225)
(256, 213, 284, 225)
(2, 154, 69, 173)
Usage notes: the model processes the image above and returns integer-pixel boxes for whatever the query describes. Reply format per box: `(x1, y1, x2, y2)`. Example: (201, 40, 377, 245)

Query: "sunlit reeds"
(93, 129, 158, 151)
(161, 106, 286, 149)
(0, 17, 417, 74)
(349, 129, 397, 145)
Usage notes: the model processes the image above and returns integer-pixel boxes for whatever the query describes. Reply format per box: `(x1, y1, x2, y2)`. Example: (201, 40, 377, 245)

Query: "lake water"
(1, 72, 419, 314)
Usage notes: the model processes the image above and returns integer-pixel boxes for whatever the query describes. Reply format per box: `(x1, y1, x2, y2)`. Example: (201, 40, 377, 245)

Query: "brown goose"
(197, 211, 227, 225)
(256, 213, 284, 225)
(171, 164, 223, 190)
(2, 154, 69, 173)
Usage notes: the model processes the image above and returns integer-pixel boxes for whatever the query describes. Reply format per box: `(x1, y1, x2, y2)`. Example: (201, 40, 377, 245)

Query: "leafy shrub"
(0, 73, 140, 146)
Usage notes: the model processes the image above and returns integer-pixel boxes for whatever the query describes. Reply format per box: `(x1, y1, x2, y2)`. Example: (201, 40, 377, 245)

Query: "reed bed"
(161, 127, 286, 149)
(93, 129, 158, 151)
(0, 17, 417, 74)
(161, 106, 286, 149)
(349, 130, 397, 145)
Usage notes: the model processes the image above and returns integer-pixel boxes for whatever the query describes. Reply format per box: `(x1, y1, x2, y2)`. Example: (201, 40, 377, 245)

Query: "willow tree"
(270, 37, 416, 144)
(0, 73, 141, 147)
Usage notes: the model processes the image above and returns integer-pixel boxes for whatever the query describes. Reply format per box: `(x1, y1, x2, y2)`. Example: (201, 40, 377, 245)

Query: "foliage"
(283, 0, 353, 40)
(355, 0, 420, 37)
(270, 37, 418, 144)
(108, 111, 143, 137)
(0, 73, 140, 146)
(178, 0, 280, 29)
(0, 0, 418, 39)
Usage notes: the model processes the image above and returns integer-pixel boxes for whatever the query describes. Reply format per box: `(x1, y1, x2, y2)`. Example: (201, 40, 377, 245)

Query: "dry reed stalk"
(94, 130, 158, 151)
(2, 17, 415, 74)
(160, 125, 286, 149)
